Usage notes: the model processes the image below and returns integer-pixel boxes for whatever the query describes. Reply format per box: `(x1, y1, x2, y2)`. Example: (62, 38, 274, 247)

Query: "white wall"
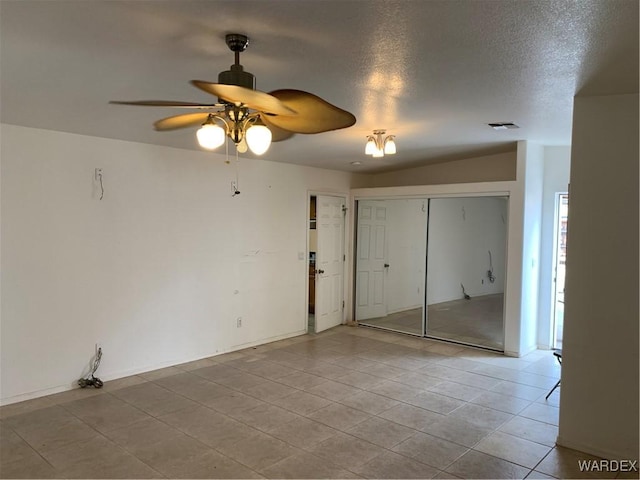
(0, 124, 354, 404)
(426, 197, 507, 305)
(536, 146, 571, 348)
(364, 151, 517, 187)
(557, 94, 639, 460)
(385, 199, 428, 313)
(501, 142, 544, 357)
(519, 144, 544, 356)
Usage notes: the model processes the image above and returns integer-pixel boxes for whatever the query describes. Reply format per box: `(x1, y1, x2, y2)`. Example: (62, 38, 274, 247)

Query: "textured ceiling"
(1, 0, 637, 173)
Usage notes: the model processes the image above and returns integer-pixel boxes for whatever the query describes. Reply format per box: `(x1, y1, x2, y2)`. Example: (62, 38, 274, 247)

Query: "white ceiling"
(1, 0, 637, 173)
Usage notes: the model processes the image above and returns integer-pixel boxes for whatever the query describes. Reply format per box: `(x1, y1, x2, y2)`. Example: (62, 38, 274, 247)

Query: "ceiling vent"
(488, 122, 520, 130)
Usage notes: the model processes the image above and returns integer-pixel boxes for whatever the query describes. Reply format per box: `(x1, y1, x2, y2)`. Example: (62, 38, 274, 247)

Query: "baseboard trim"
(0, 385, 73, 406)
(505, 343, 538, 358)
(556, 435, 639, 461)
(228, 329, 307, 351)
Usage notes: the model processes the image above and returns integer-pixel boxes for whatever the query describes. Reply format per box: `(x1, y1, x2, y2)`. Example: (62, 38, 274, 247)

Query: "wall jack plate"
(95, 168, 103, 180)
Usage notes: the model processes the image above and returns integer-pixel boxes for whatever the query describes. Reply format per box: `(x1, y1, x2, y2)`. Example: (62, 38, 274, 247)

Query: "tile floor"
(0, 326, 634, 479)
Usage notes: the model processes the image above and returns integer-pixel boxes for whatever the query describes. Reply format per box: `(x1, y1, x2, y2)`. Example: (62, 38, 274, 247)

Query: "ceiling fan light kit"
(365, 130, 396, 158)
(194, 106, 271, 155)
(110, 33, 356, 157)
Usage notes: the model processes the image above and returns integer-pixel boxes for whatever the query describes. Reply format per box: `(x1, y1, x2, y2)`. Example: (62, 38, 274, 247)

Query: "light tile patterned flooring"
(0, 326, 631, 479)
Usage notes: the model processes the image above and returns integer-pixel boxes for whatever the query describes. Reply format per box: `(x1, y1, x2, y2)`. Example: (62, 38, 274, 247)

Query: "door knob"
(316, 269, 325, 275)
(384, 263, 390, 268)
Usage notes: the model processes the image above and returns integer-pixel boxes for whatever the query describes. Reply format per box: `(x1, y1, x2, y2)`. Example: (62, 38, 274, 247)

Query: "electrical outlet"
(236, 317, 242, 328)
(95, 342, 102, 354)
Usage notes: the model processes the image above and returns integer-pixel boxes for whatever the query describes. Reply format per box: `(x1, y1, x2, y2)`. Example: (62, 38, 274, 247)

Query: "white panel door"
(315, 195, 345, 333)
(356, 200, 388, 320)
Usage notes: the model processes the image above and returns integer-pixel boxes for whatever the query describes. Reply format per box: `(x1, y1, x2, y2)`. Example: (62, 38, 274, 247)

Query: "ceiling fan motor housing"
(218, 65, 255, 90)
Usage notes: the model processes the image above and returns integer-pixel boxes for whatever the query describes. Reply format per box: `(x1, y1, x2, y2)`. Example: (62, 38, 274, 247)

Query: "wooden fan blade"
(265, 90, 356, 134)
(191, 81, 296, 116)
(154, 112, 212, 131)
(260, 114, 295, 142)
(110, 100, 223, 108)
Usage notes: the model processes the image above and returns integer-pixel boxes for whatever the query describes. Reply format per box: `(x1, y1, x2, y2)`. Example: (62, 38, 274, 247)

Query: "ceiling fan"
(110, 33, 356, 155)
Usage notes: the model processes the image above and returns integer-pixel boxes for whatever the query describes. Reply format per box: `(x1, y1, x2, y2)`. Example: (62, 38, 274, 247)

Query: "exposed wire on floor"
(461, 283, 471, 300)
(487, 250, 496, 283)
(78, 347, 103, 388)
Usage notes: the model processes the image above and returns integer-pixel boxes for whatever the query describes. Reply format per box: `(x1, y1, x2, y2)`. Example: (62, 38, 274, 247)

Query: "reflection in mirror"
(355, 199, 428, 335)
(426, 197, 507, 350)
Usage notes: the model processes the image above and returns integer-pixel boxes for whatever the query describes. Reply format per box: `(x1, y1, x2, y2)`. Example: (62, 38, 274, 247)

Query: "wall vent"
(488, 122, 520, 130)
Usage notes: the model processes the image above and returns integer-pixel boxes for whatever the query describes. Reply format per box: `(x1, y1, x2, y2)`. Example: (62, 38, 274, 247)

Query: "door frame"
(305, 190, 350, 333)
(550, 192, 569, 348)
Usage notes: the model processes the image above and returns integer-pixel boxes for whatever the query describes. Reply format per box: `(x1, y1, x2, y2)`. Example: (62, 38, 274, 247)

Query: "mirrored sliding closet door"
(354, 195, 508, 350)
(425, 196, 507, 350)
(355, 199, 428, 336)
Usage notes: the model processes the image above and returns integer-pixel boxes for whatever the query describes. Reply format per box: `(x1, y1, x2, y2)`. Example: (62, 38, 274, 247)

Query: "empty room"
(1, 1, 638, 479)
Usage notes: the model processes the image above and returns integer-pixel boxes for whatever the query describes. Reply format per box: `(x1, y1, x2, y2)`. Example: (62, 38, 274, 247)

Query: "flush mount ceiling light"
(110, 33, 356, 157)
(365, 130, 396, 158)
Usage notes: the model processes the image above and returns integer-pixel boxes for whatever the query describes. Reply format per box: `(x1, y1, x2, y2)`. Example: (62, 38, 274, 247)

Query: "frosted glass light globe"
(196, 124, 225, 150)
(384, 137, 396, 155)
(365, 136, 377, 155)
(246, 124, 272, 155)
